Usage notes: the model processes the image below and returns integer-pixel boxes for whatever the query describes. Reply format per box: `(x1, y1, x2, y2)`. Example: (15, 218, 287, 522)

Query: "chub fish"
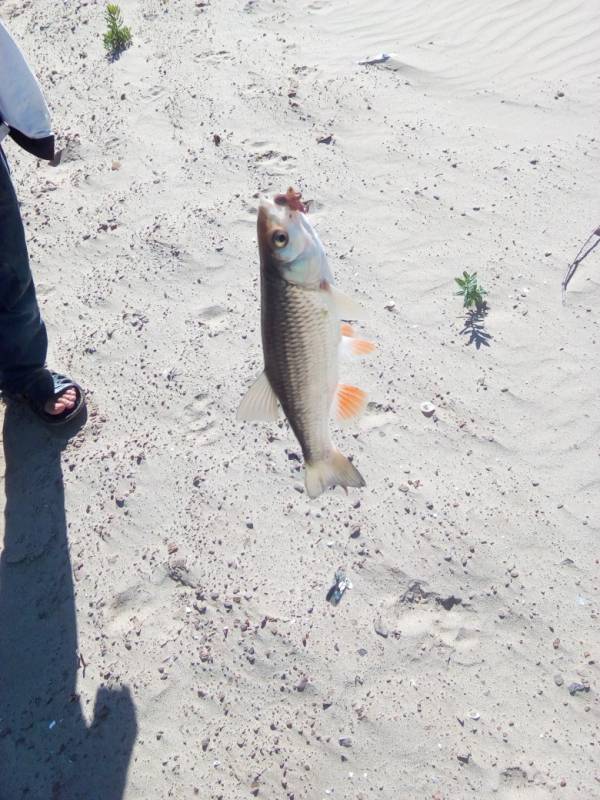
(238, 188, 374, 498)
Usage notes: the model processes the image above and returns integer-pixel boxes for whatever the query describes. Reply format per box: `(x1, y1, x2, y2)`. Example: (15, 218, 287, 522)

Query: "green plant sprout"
(103, 4, 132, 56)
(455, 271, 487, 310)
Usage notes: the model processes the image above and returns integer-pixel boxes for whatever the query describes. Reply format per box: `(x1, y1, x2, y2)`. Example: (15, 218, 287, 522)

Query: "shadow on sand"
(0, 404, 137, 800)
(460, 306, 493, 349)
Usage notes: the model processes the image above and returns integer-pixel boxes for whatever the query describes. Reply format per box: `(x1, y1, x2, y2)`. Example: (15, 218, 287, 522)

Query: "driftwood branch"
(562, 224, 600, 302)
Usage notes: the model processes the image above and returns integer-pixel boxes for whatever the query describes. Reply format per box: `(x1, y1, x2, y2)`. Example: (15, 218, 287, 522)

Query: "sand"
(1, 0, 599, 798)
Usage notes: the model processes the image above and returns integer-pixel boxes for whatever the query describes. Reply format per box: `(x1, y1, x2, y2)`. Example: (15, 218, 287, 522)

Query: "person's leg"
(0, 146, 48, 390)
(0, 148, 79, 417)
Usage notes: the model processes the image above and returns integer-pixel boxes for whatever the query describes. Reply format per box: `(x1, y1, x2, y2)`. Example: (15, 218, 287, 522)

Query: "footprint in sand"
(196, 304, 232, 337)
(198, 305, 227, 323)
(493, 766, 548, 799)
(184, 393, 220, 445)
(359, 401, 397, 432)
(374, 579, 482, 657)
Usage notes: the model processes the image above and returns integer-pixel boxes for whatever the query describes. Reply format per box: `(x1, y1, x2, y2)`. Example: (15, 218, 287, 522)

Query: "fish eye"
(271, 229, 289, 248)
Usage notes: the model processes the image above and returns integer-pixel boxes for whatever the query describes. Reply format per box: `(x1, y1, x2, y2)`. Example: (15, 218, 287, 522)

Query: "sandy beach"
(1, 0, 599, 797)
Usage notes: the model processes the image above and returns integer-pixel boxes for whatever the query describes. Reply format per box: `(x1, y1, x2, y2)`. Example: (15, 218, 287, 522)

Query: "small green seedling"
(103, 4, 132, 56)
(455, 271, 487, 310)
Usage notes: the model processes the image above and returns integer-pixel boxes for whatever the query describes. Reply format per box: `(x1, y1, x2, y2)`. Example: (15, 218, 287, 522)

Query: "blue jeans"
(0, 146, 48, 392)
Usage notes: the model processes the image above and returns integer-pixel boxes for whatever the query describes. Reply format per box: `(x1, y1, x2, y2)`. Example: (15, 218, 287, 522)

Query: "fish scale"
(262, 274, 337, 463)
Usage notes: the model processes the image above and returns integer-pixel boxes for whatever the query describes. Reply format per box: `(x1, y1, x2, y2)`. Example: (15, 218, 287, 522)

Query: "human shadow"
(0, 404, 137, 800)
(460, 306, 492, 349)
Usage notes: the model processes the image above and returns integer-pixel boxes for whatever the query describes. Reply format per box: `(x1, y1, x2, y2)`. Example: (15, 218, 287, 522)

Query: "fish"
(237, 187, 374, 498)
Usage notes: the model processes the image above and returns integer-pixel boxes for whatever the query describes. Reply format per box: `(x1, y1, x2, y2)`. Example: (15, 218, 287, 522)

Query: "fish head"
(257, 191, 330, 287)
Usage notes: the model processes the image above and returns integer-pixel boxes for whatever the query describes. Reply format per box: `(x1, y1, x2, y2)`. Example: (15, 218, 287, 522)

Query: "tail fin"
(304, 450, 366, 499)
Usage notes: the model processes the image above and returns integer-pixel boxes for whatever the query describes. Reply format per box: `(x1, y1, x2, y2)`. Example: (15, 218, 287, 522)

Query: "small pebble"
(339, 737, 352, 747)
(568, 682, 590, 696)
(554, 674, 564, 687)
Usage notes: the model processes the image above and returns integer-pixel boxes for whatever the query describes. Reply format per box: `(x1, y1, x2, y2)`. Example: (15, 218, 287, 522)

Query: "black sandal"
(6, 368, 86, 426)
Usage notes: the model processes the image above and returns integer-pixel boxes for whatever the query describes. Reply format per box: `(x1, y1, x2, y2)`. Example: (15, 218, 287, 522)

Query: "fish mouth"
(259, 187, 308, 216)
(258, 192, 319, 252)
(257, 195, 296, 232)
(274, 187, 308, 213)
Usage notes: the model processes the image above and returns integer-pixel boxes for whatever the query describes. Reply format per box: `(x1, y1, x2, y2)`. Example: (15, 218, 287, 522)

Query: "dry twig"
(562, 224, 600, 301)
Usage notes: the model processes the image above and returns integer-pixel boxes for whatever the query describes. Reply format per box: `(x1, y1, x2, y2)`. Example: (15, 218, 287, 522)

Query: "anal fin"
(334, 384, 368, 422)
(237, 371, 279, 421)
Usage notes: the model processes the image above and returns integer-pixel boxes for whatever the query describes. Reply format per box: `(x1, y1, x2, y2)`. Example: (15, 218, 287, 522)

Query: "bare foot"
(44, 387, 78, 416)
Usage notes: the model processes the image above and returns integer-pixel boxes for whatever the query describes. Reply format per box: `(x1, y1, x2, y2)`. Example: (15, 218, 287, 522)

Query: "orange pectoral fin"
(339, 334, 376, 360)
(340, 322, 354, 337)
(335, 384, 368, 422)
(349, 338, 375, 356)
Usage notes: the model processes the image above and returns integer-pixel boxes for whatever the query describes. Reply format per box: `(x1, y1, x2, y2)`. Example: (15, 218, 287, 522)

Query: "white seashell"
(420, 402, 436, 417)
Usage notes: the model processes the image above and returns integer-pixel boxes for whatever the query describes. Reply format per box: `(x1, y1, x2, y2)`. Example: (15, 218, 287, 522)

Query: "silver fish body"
(238, 190, 372, 498)
(261, 271, 338, 465)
